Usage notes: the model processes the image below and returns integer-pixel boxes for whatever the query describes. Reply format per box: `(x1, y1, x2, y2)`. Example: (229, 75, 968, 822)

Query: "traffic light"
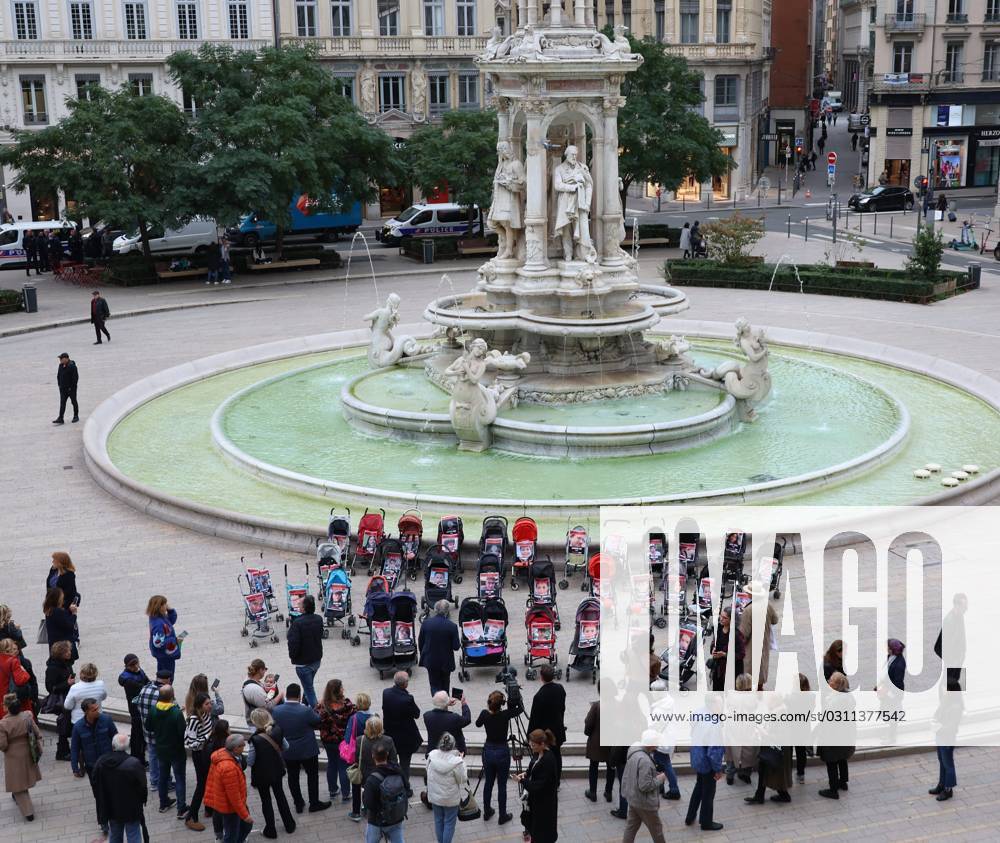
(917, 176, 928, 197)
(795, 143, 804, 156)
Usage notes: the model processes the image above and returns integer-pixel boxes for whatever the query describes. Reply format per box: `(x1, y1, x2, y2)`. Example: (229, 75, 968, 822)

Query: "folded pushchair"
(510, 516, 536, 591)
(476, 552, 504, 602)
(421, 546, 457, 618)
(361, 589, 394, 678)
(526, 556, 559, 630)
(354, 508, 386, 575)
(437, 515, 465, 581)
(377, 538, 405, 592)
(560, 520, 590, 590)
(457, 597, 509, 682)
(722, 532, 748, 595)
(767, 536, 787, 599)
(398, 510, 424, 581)
(524, 604, 560, 680)
(239, 573, 280, 647)
(327, 508, 351, 563)
(390, 590, 418, 673)
(321, 565, 355, 639)
(566, 597, 600, 683)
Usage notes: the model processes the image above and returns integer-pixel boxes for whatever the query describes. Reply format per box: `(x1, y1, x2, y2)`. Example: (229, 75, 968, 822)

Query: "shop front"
(971, 127, 1000, 189)
(713, 125, 738, 199)
(884, 127, 912, 187)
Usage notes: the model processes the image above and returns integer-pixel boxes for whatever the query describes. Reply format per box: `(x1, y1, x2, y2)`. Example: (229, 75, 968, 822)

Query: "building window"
(622, 0, 631, 30)
(714, 74, 738, 119)
(380, 74, 405, 112)
(988, 0, 1000, 21)
(423, 0, 444, 36)
(457, 0, 475, 36)
(895, 0, 913, 19)
(124, 1, 147, 38)
(296, 0, 316, 36)
(680, 0, 699, 44)
(603, 0, 613, 27)
(974, 144, 1000, 187)
(333, 74, 354, 102)
(177, 1, 198, 39)
(429, 73, 449, 114)
(378, 0, 399, 35)
(944, 42, 963, 82)
(69, 1, 94, 39)
(458, 72, 478, 109)
(129, 73, 154, 97)
(654, 0, 664, 41)
(716, 0, 731, 44)
(228, 0, 249, 38)
(21, 76, 47, 124)
(330, 0, 351, 36)
(182, 90, 198, 116)
(13, 1, 39, 39)
(986, 42, 1000, 81)
(496, 15, 506, 35)
(946, 0, 965, 21)
(892, 42, 912, 74)
(75, 74, 100, 100)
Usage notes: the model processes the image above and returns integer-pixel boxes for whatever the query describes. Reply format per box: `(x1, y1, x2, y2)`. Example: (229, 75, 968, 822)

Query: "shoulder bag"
(347, 735, 365, 785)
(36, 619, 48, 645)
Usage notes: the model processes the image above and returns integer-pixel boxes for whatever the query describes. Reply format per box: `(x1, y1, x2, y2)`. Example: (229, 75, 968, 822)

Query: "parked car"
(0, 221, 75, 269)
(376, 203, 482, 246)
(825, 90, 843, 112)
(113, 219, 217, 255)
(847, 186, 914, 212)
(848, 112, 867, 132)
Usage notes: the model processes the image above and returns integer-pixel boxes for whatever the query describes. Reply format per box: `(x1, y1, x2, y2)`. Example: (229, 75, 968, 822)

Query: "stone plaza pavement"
(2, 258, 1000, 839)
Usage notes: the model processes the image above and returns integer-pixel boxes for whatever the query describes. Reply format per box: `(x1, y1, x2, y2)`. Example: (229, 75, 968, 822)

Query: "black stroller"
(566, 597, 600, 683)
(479, 516, 509, 575)
(421, 546, 457, 618)
(362, 589, 394, 679)
(476, 552, 505, 602)
(457, 596, 510, 682)
(526, 556, 560, 630)
(390, 590, 418, 674)
(377, 538, 406, 592)
(722, 532, 749, 596)
(657, 620, 700, 690)
(437, 515, 465, 582)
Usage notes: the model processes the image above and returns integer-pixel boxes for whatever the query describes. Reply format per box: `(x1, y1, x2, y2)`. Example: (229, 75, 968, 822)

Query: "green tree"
(701, 213, 765, 265)
(406, 109, 498, 235)
(0, 87, 192, 259)
(906, 225, 945, 281)
(168, 45, 398, 255)
(616, 34, 732, 209)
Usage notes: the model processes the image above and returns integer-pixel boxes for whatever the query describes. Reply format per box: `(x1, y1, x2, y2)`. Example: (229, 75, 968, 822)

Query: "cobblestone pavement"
(2, 262, 1000, 839)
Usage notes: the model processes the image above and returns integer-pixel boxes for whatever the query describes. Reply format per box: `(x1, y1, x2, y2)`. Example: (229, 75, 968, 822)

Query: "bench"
(457, 244, 498, 256)
(157, 268, 207, 280)
(621, 237, 671, 247)
(246, 258, 321, 271)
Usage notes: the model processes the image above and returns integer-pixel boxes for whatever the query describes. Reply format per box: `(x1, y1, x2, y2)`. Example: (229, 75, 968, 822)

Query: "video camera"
(495, 666, 523, 708)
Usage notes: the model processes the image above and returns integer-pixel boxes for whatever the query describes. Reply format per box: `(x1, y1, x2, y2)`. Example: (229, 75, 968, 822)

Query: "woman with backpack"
(358, 717, 398, 792)
(341, 692, 372, 821)
(317, 679, 355, 803)
(247, 708, 296, 838)
(426, 732, 468, 843)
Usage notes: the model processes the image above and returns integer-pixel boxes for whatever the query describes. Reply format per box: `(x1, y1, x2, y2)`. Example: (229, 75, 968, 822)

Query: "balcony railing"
(944, 13, 968, 23)
(0, 38, 270, 59)
(280, 34, 489, 57)
(871, 73, 930, 94)
(983, 69, 1000, 81)
(883, 13, 926, 34)
(664, 42, 760, 61)
(986, 11, 1000, 22)
(939, 70, 965, 84)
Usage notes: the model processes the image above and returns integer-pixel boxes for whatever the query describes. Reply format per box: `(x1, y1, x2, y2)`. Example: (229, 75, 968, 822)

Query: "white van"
(113, 218, 217, 255)
(0, 221, 75, 268)
(825, 90, 843, 113)
(377, 203, 481, 246)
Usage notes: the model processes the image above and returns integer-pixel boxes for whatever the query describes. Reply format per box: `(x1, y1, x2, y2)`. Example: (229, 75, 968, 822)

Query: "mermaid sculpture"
(364, 293, 419, 368)
(444, 338, 530, 451)
(699, 318, 772, 421)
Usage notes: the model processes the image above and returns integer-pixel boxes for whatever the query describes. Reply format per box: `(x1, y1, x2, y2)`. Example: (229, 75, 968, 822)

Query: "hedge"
(105, 254, 155, 287)
(0, 289, 22, 314)
(399, 234, 498, 262)
(663, 259, 974, 304)
(623, 223, 682, 247)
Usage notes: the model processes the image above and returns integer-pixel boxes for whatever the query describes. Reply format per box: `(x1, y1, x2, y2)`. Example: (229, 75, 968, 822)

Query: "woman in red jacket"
(0, 640, 31, 718)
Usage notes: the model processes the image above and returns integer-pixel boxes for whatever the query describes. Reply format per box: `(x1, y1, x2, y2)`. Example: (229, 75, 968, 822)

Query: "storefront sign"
(761, 132, 778, 141)
(886, 128, 913, 137)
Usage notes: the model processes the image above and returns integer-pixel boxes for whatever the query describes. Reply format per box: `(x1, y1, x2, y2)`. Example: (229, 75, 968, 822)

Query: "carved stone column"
(575, 0, 587, 26)
(526, 0, 538, 26)
(601, 94, 626, 266)
(521, 99, 548, 271)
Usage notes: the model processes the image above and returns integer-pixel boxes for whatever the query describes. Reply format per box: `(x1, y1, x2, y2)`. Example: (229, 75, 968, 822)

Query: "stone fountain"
(346, 1, 772, 454)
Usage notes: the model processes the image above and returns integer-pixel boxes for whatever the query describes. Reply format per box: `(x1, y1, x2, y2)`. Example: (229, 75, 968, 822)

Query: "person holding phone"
(42, 588, 79, 664)
(515, 729, 559, 843)
(423, 691, 470, 758)
(45, 553, 78, 609)
(145, 596, 181, 681)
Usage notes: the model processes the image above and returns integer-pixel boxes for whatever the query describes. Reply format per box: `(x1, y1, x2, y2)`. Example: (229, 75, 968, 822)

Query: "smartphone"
(71, 595, 81, 606)
(211, 678, 220, 691)
(451, 686, 463, 701)
(273, 674, 280, 684)
(177, 630, 189, 640)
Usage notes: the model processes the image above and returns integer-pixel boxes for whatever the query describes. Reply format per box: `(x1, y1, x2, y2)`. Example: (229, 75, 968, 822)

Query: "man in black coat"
(47, 230, 63, 273)
(90, 290, 111, 345)
(527, 665, 567, 778)
(286, 594, 324, 707)
(93, 733, 148, 842)
(417, 600, 460, 695)
(423, 691, 471, 755)
(38, 229, 51, 272)
(382, 671, 422, 796)
(23, 230, 39, 276)
(54, 352, 79, 424)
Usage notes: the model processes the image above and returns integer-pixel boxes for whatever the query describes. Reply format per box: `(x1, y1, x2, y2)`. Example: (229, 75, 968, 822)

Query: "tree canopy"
(406, 109, 498, 233)
(616, 35, 733, 203)
(0, 87, 192, 258)
(167, 44, 399, 250)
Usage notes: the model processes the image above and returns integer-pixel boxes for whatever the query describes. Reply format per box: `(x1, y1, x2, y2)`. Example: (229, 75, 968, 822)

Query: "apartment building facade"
(868, 0, 1000, 197)
(769, 0, 816, 166)
(0, 0, 274, 219)
(840, 0, 875, 114)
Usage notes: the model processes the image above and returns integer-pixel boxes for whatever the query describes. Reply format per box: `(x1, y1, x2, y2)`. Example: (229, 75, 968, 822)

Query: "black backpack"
(371, 770, 408, 827)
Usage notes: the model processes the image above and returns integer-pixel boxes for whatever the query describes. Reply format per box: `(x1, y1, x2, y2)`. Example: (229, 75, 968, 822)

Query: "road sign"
(860, 114, 871, 126)
(828, 152, 838, 165)
(828, 164, 837, 176)
(795, 136, 803, 147)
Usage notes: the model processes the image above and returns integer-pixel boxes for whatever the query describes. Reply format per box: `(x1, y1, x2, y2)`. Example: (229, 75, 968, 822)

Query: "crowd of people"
(0, 554, 970, 842)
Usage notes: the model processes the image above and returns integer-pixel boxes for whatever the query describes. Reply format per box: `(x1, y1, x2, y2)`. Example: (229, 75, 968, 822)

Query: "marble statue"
(484, 26, 514, 60)
(359, 62, 377, 114)
(410, 62, 428, 121)
(592, 24, 632, 60)
(487, 141, 526, 260)
(551, 145, 594, 261)
(655, 334, 694, 366)
(509, 25, 549, 62)
(476, 260, 498, 288)
(444, 338, 530, 451)
(699, 318, 772, 420)
(364, 293, 419, 368)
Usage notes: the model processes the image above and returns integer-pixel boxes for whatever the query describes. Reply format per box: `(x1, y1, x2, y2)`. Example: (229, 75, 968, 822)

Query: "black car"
(847, 186, 914, 212)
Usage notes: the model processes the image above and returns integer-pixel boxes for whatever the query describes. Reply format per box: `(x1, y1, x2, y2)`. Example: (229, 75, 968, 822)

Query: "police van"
(377, 203, 481, 246)
(0, 221, 75, 269)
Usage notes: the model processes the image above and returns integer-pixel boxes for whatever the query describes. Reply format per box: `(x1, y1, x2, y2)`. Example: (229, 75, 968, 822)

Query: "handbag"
(346, 735, 365, 785)
(458, 769, 483, 821)
(27, 721, 42, 765)
(339, 714, 358, 765)
(36, 619, 48, 646)
(758, 746, 783, 768)
(40, 692, 65, 715)
(948, 211, 957, 223)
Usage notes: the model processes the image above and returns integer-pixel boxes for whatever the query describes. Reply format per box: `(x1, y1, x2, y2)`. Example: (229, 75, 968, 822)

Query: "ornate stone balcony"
(663, 42, 761, 63)
(0, 38, 271, 60)
(280, 34, 489, 58)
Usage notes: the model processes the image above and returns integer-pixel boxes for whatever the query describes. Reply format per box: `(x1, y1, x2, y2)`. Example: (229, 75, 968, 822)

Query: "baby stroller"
(361, 588, 394, 678)
(766, 536, 787, 599)
(692, 577, 716, 635)
(354, 508, 386, 575)
(377, 538, 406, 592)
(524, 604, 560, 680)
(526, 556, 560, 630)
(657, 620, 700, 690)
(656, 570, 687, 628)
(584, 552, 614, 599)
(648, 531, 668, 574)
(479, 515, 509, 575)
(457, 597, 510, 682)
(239, 572, 280, 647)
(321, 565, 355, 639)
(242, 556, 282, 622)
(398, 510, 424, 581)
(283, 563, 317, 634)
(566, 597, 600, 683)
(326, 508, 351, 563)
(476, 552, 504, 602)
(390, 590, 418, 673)
(421, 546, 457, 618)
(437, 515, 465, 582)
(511, 516, 536, 591)
(678, 534, 702, 581)
(560, 520, 590, 590)
(722, 532, 749, 595)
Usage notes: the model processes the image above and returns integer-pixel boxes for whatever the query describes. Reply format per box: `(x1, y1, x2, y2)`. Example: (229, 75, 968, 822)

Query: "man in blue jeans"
(148, 685, 188, 819)
(362, 743, 407, 843)
(93, 733, 148, 843)
(287, 594, 324, 707)
(132, 669, 173, 793)
(686, 701, 725, 831)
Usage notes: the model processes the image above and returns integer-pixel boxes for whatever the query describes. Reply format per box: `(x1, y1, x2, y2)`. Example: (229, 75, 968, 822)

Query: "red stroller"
(398, 510, 423, 581)
(511, 516, 537, 592)
(353, 508, 386, 575)
(524, 604, 560, 680)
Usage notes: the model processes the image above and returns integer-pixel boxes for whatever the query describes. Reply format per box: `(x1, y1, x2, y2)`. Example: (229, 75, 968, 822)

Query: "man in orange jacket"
(204, 734, 253, 842)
